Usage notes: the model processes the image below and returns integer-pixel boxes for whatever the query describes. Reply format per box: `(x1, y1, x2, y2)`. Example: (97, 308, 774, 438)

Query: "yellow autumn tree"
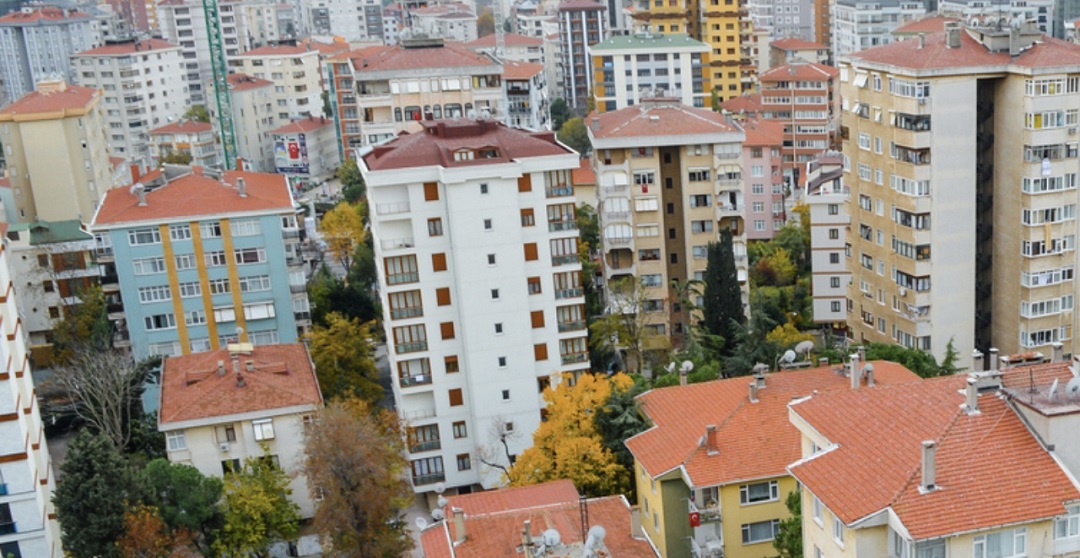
(320, 202, 366, 271)
(507, 373, 632, 497)
(765, 321, 813, 349)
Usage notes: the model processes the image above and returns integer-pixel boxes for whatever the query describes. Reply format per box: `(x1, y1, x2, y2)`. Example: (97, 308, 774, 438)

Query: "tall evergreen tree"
(702, 229, 745, 356)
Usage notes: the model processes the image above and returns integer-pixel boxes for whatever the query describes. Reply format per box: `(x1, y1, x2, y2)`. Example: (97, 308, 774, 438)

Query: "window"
(833, 516, 845, 546)
(252, 419, 275, 441)
(521, 208, 535, 226)
(424, 182, 439, 201)
(208, 278, 231, 295)
(487, 254, 496, 265)
(145, 313, 176, 330)
(179, 282, 201, 298)
(445, 356, 459, 374)
(491, 289, 500, 300)
(200, 222, 222, 238)
(524, 243, 538, 261)
(393, 324, 427, 353)
(428, 218, 443, 236)
(534, 343, 548, 360)
(480, 183, 489, 194)
(502, 389, 511, 400)
(1055, 504, 1080, 540)
(185, 310, 207, 326)
(175, 253, 197, 270)
(449, 388, 464, 406)
(973, 528, 1025, 558)
(239, 276, 271, 293)
(170, 224, 192, 240)
(440, 321, 455, 339)
(138, 285, 172, 303)
(205, 251, 228, 267)
(452, 421, 467, 438)
(740, 480, 779, 504)
(385, 255, 418, 285)
(234, 247, 266, 265)
(230, 219, 261, 236)
(483, 218, 493, 230)
(457, 453, 471, 471)
(432, 253, 448, 271)
(812, 495, 822, 525)
(166, 431, 186, 451)
(498, 356, 507, 367)
(741, 519, 780, 544)
(527, 276, 542, 294)
(494, 323, 503, 334)
(128, 228, 161, 245)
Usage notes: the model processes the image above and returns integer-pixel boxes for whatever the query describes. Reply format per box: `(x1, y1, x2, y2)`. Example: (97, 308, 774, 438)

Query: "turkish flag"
(689, 511, 701, 528)
(288, 142, 300, 160)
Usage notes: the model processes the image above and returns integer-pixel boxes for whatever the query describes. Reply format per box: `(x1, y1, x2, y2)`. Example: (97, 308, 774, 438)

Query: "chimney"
(629, 506, 644, 538)
(918, 32, 925, 49)
(965, 377, 979, 414)
(972, 350, 984, 372)
(589, 117, 600, 132)
(945, 22, 962, 49)
(522, 520, 533, 557)
(856, 345, 866, 363)
(245, 359, 255, 372)
(237, 176, 247, 197)
(236, 372, 246, 387)
(134, 182, 147, 206)
(1053, 342, 1064, 363)
(749, 381, 759, 403)
(452, 507, 466, 544)
(849, 354, 860, 390)
(920, 440, 937, 491)
(864, 363, 875, 386)
(818, 357, 829, 367)
(216, 359, 226, 376)
(989, 347, 999, 371)
(679, 369, 687, 386)
(753, 370, 766, 388)
(130, 163, 141, 182)
(705, 424, 719, 454)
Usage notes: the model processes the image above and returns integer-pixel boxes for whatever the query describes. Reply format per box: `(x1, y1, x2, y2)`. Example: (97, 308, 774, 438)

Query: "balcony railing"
(0, 522, 14, 535)
(289, 283, 307, 293)
(549, 220, 577, 232)
(552, 255, 578, 266)
(387, 273, 419, 285)
(605, 210, 630, 220)
(376, 201, 411, 215)
(294, 311, 311, 322)
(412, 472, 445, 486)
(395, 341, 428, 354)
(282, 228, 301, 238)
(558, 320, 586, 332)
(546, 186, 574, 198)
(555, 287, 583, 299)
(381, 237, 415, 250)
(403, 407, 436, 421)
(561, 352, 588, 364)
(400, 373, 432, 387)
(391, 307, 423, 320)
(409, 439, 440, 452)
(606, 236, 632, 246)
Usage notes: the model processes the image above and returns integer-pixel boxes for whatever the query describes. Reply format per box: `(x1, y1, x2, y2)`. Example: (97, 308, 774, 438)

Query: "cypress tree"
(702, 229, 745, 356)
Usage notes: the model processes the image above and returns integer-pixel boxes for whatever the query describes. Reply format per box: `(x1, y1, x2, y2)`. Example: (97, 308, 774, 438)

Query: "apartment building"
(358, 119, 587, 493)
(0, 80, 114, 224)
(327, 38, 503, 149)
(588, 100, 749, 347)
(558, 0, 607, 109)
(413, 3, 479, 42)
(0, 223, 63, 558)
(301, 0, 383, 41)
(804, 153, 849, 328)
(102, 0, 160, 33)
(464, 32, 545, 64)
(789, 361, 1080, 558)
(842, 22, 1080, 366)
(72, 38, 187, 168)
(0, 6, 101, 104)
(938, 0, 1055, 35)
(626, 361, 920, 558)
(158, 343, 322, 519)
(148, 120, 220, 168)
(758, 62, 839, 189)
(219, 74, 277, 171)
(230, 45, 323, 121)
(741, 118, 785, 240)
(270, 116, 341, 186)
(89, 166, 308, 359)
(589, 32, 711, 112)
(745, 0, 814, 41)
(504, 60, 551, 130)
(154, 0, 211, 104)
(831, 0, 926, 61)
(767, 37, 829, 67)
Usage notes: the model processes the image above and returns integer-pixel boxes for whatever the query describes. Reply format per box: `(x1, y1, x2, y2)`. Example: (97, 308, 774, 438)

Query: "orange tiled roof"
(0, 84, 99, 117)
(227, 73, 273, 91)
(572, 156, 595, 185)
(558, 0, 605, 11)
(92, 167, 294, 226)
(300, 38, 351, 56)
(503, 59, 544, 79)
(158, 344, 322, 425)
(719, 92, 762, 114)
(464, 32, 542, 48)
(892, 14, 959, 36)
(0, 6, 91, 23)
(149, 120, 213, 135)
(742, 118, 784, 146)
(760, 62, 837, 82)
(75, 38, 177, 56)
(271, 116, 333, 134)
(235, 44, 312, 57)
(626, 362, 921, 485)
(588, 101, 740, 141)
(849, 30, 1080, 70)
(789, 375, 1080, 539)
(343, 42, 497, 72)
(449, 479, 579, 514)
(770, 37, 827, 50)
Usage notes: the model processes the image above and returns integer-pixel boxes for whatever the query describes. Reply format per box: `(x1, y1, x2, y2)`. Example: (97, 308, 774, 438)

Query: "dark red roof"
(850, 30, 1080, 70)
(75, 38, 177, 56)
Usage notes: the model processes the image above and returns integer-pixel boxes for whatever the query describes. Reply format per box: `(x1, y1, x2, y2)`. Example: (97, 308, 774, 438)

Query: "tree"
(863, 342, 943, 378)
(55, 431, 144, 558)
(550, 98, 571, 130)
(594, 379, 648, 495)
(701, 230, 745, 357)
(557, 117, 591, 155)
(477, 9, 495, 36)
(308, 312, 382, 403)
(939, 338, 963, 375)
(183, 104, 210, 123)
(50, 283, 112, 364)
(336, 159, 365, 203)
(307, 264, 378, 328)
(589, 277, 671, 375)
(116, 504, 191, 558)
(159, 150, 193, 165)
(47, 350, 144, 449)
(508, 374, 632, 497)
(215, 451, 301, 558)
(320, 202, 366, 272)
(321, 90, 333, 118)
(766, 321, 813, 350)
(750, 247, 798, 287)
(476, 416, 523, 477)
(140, 459, 223, 553)
(304, 397, 413, 557)
(772, 490, 802, 558)
(670, 277, 703, 350)
(723, 301, 780, 378)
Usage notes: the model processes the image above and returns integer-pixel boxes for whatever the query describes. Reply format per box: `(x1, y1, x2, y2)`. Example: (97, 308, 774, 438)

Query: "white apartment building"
(217, 74, 277, 171)
(72, 38, 187, 168)
(149, 120, 220, 168)
(745, 0, 815, 40)
(0, 6, 102, 105)
(588, 32, 711, 111)
(831, 0, 926, 61)
(412, 3, 479, 42)
(938, 0, 1055, 35)
(358, 119, 587, 493)
(464, 32, 546, 65)
(504, 60, 550, 130)
(0, 223, 63, 558)
(155, 0, 211, 104)
(230, 45, 323, 121)
(300, 0, 383, 41)
(803, 154, 849, 328)
(270, 116, 341, 185)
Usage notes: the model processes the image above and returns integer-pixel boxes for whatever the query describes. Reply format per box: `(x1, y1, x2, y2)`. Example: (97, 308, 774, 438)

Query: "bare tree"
(476, 416, 521, 479)
(46, 350, 142, 449)
(590, 277, 672, 376)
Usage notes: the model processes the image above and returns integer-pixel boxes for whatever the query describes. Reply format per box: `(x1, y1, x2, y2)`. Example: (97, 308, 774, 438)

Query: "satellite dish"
(415, 517, 428, 530)
(665, 362, 676, 373)
(781, 350, 797, 364)
(584, 525, 607, 552)
(436, 495, 449, 509)
(434, 482, 446, 494)
(1066, 377, 1080, 399)
(431, 508, 445, 521)
(862, 363, 874, 376)
(1048, 378, 1060, 400)
(795, 340, 815, 355)
(680, 360, 694, 373)
(752, 363, 769, 373)
(541, 529, 561, 546)
(236, 326, 245, 335)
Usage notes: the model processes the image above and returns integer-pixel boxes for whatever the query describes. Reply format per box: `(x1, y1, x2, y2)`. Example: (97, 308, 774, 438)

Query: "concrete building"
(230, 45, 324, 121)
(790, 363, 1080, 558)
(72, 38, 187, 168)
(588, 100, 749, 348)
(148, 120, 220, 168)
(358, 119, 587, 493)
(558, 0, 607, 109)
(841, 22, 1080, 366)
(740, 118, 785, 240)
(154, 0, 212, 104)
(464, 32, 546, 65)
(413, 2, 479, 42)
(89, 166, 309, 359)
(219, 73, 278, 172)
(504, 60, 551, 130)
(327, 38, 504, 150)
(758, 62, 839, 190)
(0, 6, 101, 105)
(627, 361, 920, 558)
(301, 0, 383, 41)
(270, 116, 341, 187)
(767, 37, 829, 67)
(0, 80, 114, 224)
(0, 222, 63, 558)
(157, 343, 322, 519)
(803, 153, 848, 329)
(938, 0, 1055, 36)
(745, 0, 814, 41)
(589, 33, 711, 112)
(102, 0, 160, 33)
(831, 0, 926, 61)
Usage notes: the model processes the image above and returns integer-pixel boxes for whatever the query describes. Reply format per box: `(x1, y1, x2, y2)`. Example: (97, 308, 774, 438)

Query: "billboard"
(274, 132, 309, 175)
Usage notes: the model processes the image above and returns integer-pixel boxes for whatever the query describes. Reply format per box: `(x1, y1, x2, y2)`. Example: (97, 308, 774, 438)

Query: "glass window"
(741, 519, 780, 544)
(252, 418, 275, 441)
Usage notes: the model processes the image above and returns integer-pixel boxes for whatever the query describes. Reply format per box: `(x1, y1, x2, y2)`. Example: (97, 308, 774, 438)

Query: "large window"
(252, 418, 275, 441)
(133, 257, 166, 275)
(1056, 504, 1080, 540)
(165, 431, 187, 451)
(138, 285, 172, 303)
(393, 324, 427, 353)
(973, 528, 1025, 558)
(410, 456, 445, 485)
(741, 519, 780, 544)
(385, 255, 418, 285)
(128, 228, 161, 245)
(740, 480, 779, 504)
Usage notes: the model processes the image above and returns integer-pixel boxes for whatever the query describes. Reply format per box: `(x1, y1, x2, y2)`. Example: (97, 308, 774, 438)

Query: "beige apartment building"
(588, 100, 748, 348)
(229, 45, 324, 121)
(842, 21, 1080, 367)
(0, 80, 114, 223)
(215, 73, 277, 171)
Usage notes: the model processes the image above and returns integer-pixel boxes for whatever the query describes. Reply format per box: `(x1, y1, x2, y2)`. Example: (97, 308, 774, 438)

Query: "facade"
(327, 38, 504, 150)
(588, 100, 749, 347)
(102, 0, 160, 33)
(412, 3, 479, 42)
(740, 118, 785, 240)
(831, 0, 926, 61)
(589, 33, 711, 112)
(790, 362, 1080, 558)
(0, 223, 63, 558)
(504, 60, 551, 130)
(229, 45, 324, 121)
(301, 0, 383, 41)
(72, 38, 187, 168)
(939, 0, 1055, 35)
(558, 0, 607, 109)
(157, 343, 322, 519)
(148, 120, 221, 168)
(745, 0, 814, 41)
(154, 0, 211, 104)
(270, 116, 341, 187)
(841, 22, 1080, 366)
(758, 62, 839, 190)
(0, 6, 101, 105)
(89, 166, 309, 359)
(804, 154, 849, 327)
(0, 80, 114, 224)
(464, 32, 546, 64)
(626, 361, 920, 558)
(358, 119, 588, 493)
(220, 74, 278, 172)
(767, 37, 829, 67)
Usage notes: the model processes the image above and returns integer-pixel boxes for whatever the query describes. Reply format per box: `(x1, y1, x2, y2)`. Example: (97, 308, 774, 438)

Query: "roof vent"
(237, 176, 247, 198)
(920, 440, 937, 492)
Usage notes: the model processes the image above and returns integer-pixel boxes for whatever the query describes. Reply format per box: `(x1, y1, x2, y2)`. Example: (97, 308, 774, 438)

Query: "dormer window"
(477, 148, 499, 159)
(454, 149, 474, 161)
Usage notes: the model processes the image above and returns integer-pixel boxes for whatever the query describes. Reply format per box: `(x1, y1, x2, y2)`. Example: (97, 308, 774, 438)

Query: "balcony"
(606, 236, 632, 246)
(604, 210, 630, 220)
(0, 522, 14, 535)
(286, 255, 304, 267)
(717, 177, 742, 190)
(561, 352, 588, 365)
(395, 341, 428, 354)
(552, 254, 578, 266)
(689, 499, 722, 522)
(387, 273, 419, 286)
(409, 438, 440, 452)
(555, 287, 583, 299)
(403, 407, 436, 421)
(289, 283, 307, 294)
(546, 186, 574, 198)
(390, 307, 423, 320)
(412, 472, 445, 486)
(294, 311, 311, 323)
(282, 228, 301, 239)
(376, 201, 411, 216)
(718, 204, 741, 217)
(558, 320, 586, 332)
(107, 303, 125, 321)
(381, 237, 415, 250)
(549, 220, 577, 232)
(400, 373, 432, 387)
(95, 247, 114, 262)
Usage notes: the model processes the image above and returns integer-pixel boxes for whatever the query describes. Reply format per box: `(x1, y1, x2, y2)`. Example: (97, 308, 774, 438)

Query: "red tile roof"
(0, 83, 99, 118)
(588, 101, 740, 141)
(770, 37, 827, 50)
(362, 119, 572, 171)
(450, 480, 580, 514)
(300, 38, 351, 56)
(234, 44, 313, 57)
(760, 62, 837, 82)
(341, 42, 497, 72)
(271, 116, 333, 134)
(227, 73, 273, 91)
(558, 0, 606, 11)
(464, 32, 543, 48)
(789, 375, 1080, 539)
(74, 38, 178, 56)
(503, 59, 544, 79)
(92, 167, 294, 226)
(149, 120, 213, 135)
(849, 29, 1080, 70)
(158, 344, 322, 425)
(627, 362, 921, 485)
(892, 14, 958, 36)
(719, 92, 762, 114)
(742, 118, 784, 146)
(572, 156, 595, 185)
(0, 6, 92, 23)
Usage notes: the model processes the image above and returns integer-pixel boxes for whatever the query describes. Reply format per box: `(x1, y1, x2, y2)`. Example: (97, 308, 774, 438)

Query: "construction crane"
(202, 0, 238, 169)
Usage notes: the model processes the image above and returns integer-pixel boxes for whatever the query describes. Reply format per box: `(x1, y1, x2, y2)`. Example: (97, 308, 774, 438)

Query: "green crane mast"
(203, 0, 238, 169)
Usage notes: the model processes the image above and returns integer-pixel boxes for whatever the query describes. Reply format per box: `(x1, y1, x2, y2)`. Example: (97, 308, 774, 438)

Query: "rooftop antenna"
(1048, 377, 1060, 401)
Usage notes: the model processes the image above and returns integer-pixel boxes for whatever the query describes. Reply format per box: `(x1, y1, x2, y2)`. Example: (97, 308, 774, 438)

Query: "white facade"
(505, 61, 550, 130)
(938, 0, 1055, 35)
(218, 75, 278, 172)
(230, 47, 324, 121)
(588, 33, 710, 111)
(413, 4, 479, 42)
(72, 39, 187, 168)
(807, 189, 850, 325)
(300, 0, 383, 41)
(745, 0, 815, 40)
(155, 0, 211, 105)
(831, 0, 926, 61)
(0, 7, 102, 105)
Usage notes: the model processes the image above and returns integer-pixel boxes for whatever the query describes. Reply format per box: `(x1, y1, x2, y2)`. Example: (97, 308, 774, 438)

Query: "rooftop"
(234, 44, 315, 57)
(0, 81, 99, 119)
(587, 99, 742, 144)
(789, 373, 1080, 539)
(626, 361, 921, 485)
(334, 42, 498, 73)
(75, 38, 178, 56)
(1002, 358, 1080, 416)
(464, 32, 542, 48)
(572, 156, 595, 185)
(413, 2, 475, 16)
(299, 37, 351, 56)
(557, 0, 606, 12)
(7, 219, 91, 245)
(759, 62, 838, 82)
(362, 119, 572, 171)
(0, 6, 92, 24)
(503, 59, 544, 79)
(271, 116, 333, 134)
(770, 37, 828, 50)
(589, 32, 708, 51)
(847, 25, 1080, 71)
(718, 92, 762, 114)
(92, 166, 295, 227)
(742, 118, 785, 146)
(891, 14, 958, 36)
(227, 73, 273, 91)
(149, 120, 213, 135)
(159, 344, 322, 426)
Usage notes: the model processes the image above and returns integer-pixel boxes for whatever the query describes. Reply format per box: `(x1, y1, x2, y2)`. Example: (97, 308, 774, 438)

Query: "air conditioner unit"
(219, 442, 231, 452)
(1069, 127, 1078, 135)
(898, 287, 908, 297)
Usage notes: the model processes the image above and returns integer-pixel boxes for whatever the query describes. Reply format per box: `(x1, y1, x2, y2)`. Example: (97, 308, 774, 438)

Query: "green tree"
(308, 312, 382, 402)
(55, 431, 144, 558)
(140, 459, 223, 553)
(116, 504, 192, 558)
(215, 451, 300, 558)
(701, 230, 745, 357)
(159, 150, 193, 165)
(723, 300, 780, 377)
(863, 342, 943, 378)
(557, 117, 591, 155)
(751, 247, 798, 287)
(550, 98, 571, 130)
(183, 104, 210, 123)
(320, 202, 366, 271)
(304, 397, 413, 557)
(477, 9, 495, 36)
(773, 490, 802, 558)
(589, 277, 671, 375)
(321, 90, 332, 118)
(50, 283, 112, 364)
(307, 264, 378, 327)
(594, 379, 648, 496)
(939, 338, 963, 375)
(336, 159, 365, 203)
